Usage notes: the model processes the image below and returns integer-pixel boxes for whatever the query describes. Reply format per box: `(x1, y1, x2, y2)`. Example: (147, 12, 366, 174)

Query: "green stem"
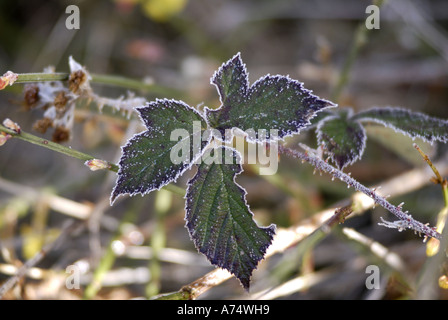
(0, 124, 186, 197)
(331, 0, 386, 103)
(83, 238, 117, 299)
(443, 186, 448, 209)
(83, 202, 140, 300)
(146, 189, 171, 298)
(0, 123, 114, 169)
(91, 74, 183, 97)
(16, 73, 69, 83)
(272, 205, 353, 281)
(14, 72, 182, 97)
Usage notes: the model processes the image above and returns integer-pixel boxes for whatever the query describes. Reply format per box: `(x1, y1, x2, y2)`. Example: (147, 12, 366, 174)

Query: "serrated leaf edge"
(110, 98, 211, 205)
(205, 53, 336, 143)
(184, 146, 276, 289)
(353, 106, 448, 144)
(316, 108, 367, 170)
(210, 52, 249, 100)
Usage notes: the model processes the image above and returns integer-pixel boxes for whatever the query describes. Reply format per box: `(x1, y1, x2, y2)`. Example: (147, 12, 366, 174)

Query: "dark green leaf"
(206, 53, 336, 142)
(209, 52, 248, 109)
(111, 99, 209, 204)
(317, 108, 366, 170)
(185, 146, 275, 290)
(307, 109, 335, 129)
(352, 107, 448, 144)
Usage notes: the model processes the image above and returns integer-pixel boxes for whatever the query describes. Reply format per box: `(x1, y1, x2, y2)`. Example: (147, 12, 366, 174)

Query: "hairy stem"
(278, 145, 441, 240)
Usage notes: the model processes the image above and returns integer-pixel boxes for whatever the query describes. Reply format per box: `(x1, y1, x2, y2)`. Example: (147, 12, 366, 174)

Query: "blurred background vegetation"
(0, 0, 448, 299)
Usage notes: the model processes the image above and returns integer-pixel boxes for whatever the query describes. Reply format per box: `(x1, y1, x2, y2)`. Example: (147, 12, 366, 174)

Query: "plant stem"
(0, 220, 85, 298)
(91, 74, 182, 97)
(14, 72, 182, 97)
(278, 145, 441, 240)
(153, 204, 355, 300)
(331, 0, 386, 102)
(0, 123, 115, 168)
(146, 189, 171, 298)
(83, 201, 140, 300)
(16, 72, 69, 83)
(0, 124, 186, 197)
(154, 157, 448, 300)
(413, 143, 448, 206)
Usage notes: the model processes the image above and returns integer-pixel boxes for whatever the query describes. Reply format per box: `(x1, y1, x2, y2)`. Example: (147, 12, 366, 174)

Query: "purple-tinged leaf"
(317, 108, 366, 170)
(185, 146, 275, 290)
(352, 107, 448, 144)
(307, 109, 336, 129)
(205, 53, 336, 142)
(111, 99, 209, 204)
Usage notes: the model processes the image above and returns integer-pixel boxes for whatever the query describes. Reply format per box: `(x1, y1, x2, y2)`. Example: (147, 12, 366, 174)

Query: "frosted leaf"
(205, 53, 336, 142)
(352, 107, 448, 144)
(185, 146, 275, 290)
(111, 99, 210, 204)
(317, 108, 367, 170)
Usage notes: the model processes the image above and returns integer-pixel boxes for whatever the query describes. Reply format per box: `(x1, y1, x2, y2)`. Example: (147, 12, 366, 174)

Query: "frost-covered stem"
(278, 145, 441, 240)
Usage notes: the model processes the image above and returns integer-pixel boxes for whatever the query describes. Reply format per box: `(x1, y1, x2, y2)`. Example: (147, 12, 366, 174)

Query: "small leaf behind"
(185, 146, 275, 290)
(206, 53, 336, 142)
(352, 107, 448, 144)
(317, 108, 366, 170)
(111, 99, 209, 204)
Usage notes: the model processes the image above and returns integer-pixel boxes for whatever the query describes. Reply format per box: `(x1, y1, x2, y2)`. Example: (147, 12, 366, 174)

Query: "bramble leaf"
(317, 108, 366, 170)
(307, 109, 335, 129)
(111, 99, 210, 204)
(185, 146, 275, 290)
(205, 53, 336, 142)
(352, 107, 448, 144)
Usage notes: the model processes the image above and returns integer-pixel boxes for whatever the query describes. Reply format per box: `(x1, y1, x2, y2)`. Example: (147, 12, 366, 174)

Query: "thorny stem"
(278, 144, 441, 240)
